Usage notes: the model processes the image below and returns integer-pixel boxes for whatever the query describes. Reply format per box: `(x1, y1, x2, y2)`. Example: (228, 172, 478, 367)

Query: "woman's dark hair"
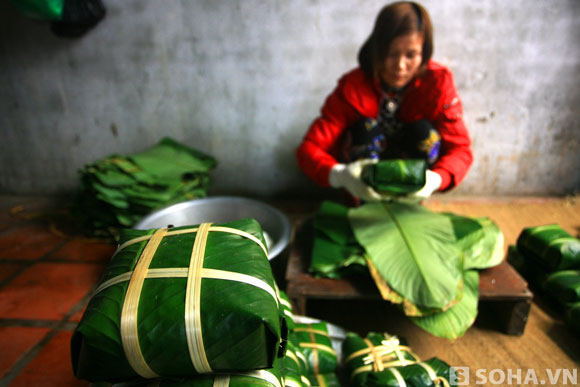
(358, 2, 433, 79)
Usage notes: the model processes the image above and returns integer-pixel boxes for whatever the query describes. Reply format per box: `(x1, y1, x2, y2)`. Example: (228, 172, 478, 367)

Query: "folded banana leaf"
(409, 270, 479, 340)
(361, 159, 427, 195)
(348, 201, 463, 314)
(309, 201, 367, 278)
(543, 270, 580, 305)
(73, 137, 217, 239)
(446, 214, 505, 270)
(516, 224, 580, 271)
(342, 332, 420, 386)
(71, 218, 286, 382)
(290, 322, 337, 375)
(306, 372, 341, 387)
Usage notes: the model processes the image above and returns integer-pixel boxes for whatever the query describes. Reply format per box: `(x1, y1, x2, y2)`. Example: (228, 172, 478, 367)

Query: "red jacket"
(296, 61, 473, 191)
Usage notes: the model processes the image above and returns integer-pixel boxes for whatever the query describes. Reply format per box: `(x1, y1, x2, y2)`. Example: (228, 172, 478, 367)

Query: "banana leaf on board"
(409, 270, 479, 340)
(71, 218, 286, 382)
(309, 201, 367, 278)
(348, 201, 463, 314)
(361, 159, 427, 195)
(446, 213, 504, 270)
(309, 201, 503, 339)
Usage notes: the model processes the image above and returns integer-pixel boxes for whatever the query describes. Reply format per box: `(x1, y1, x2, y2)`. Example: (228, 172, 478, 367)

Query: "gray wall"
(1, 0, 579, 198)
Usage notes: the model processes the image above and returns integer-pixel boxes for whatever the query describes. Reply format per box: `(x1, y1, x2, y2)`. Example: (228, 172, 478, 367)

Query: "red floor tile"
(0, 225, 65, 260)
(0, 262, 105, 320)
(45, 237, 116, 263)
(0, 262, 27, 283)
(0, 326, 51, 380)
(10, 330, 87, 387)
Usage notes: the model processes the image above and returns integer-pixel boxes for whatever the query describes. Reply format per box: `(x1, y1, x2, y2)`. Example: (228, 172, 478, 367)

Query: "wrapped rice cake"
(517, 224, 580, 271)
(290, 322, 337, 376)
(361, 159, 427, 195)
(71, 218, 287, 382)
(343, 332, 450, 387)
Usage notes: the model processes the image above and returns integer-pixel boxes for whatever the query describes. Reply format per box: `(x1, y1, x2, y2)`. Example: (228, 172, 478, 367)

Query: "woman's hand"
(328, 159, 382, 202)
(408, 170, 442, 199)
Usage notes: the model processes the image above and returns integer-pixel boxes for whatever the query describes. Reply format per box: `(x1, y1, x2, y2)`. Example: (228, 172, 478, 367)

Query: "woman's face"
(380, 32, 424, 89)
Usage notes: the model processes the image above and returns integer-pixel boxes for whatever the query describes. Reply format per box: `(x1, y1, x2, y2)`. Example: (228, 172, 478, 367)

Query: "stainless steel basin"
(133, 196, 292, 260)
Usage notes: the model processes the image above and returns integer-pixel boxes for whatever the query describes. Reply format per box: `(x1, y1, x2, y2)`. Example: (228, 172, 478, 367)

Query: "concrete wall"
(1, 0, 579, 198)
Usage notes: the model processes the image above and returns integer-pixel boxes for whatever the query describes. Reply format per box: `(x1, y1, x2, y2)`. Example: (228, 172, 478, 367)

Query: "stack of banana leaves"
(342, 332, 452, 387)
(71, 218, 288, 385)
(73, 137, 217, 239)
(310, 200, 505, 339)
(508, 224, 580, 332)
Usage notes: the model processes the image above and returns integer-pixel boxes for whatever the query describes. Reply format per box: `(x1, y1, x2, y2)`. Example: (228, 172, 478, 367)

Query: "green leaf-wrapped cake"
(71, 218, 286, 382)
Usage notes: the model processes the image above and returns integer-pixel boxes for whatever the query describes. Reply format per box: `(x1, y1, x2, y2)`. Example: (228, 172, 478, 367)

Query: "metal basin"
(133, 196, 292, 260)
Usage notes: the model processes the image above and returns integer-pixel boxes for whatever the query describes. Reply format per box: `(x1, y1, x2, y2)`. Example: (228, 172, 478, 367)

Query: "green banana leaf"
(310, 201, 367, 278)
(516, 224, 580, 271)
(348, 202, 463, 312)
(543, 270, 580, 305)
(409, 270, 479, 340)
(72, 218, 286, 382)
(447, 214, 505, 270)
(129, 137, 217, 179)
(361, 159, 427, 195)
(290, 322, 337, 376)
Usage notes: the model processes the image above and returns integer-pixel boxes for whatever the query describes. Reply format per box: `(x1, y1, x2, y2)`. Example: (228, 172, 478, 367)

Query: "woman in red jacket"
(296, 1, 473, 202)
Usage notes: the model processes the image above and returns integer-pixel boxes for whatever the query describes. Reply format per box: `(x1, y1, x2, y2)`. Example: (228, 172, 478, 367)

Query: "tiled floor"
(0, 196, 115, 386)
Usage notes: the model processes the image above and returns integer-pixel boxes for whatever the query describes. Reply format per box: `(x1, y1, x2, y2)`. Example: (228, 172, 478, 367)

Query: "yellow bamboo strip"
(185, 222, 212, 373)
(120, 228, 167, 379)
